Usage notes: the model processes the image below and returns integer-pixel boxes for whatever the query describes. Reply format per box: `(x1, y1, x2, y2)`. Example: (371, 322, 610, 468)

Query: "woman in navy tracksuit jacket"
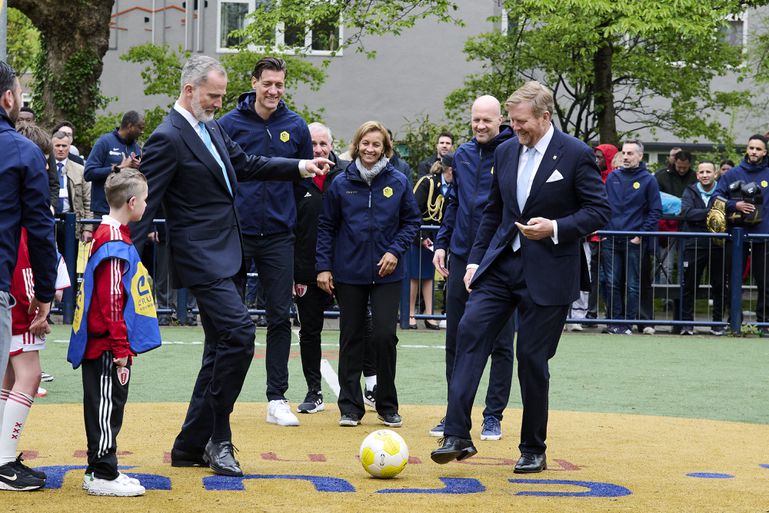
(316, 121, 420, 427)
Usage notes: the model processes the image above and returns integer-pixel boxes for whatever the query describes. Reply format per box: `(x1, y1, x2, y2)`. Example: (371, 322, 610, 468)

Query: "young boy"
(68, 168, 161, 496)
(0, 229, 70, 491)
(680, 161, 725, 335)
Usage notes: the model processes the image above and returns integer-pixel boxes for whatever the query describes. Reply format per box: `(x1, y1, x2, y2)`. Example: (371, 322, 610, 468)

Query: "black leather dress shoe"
(170, 447, 206, 467)
(514, 452, 546, 473)
(430, 436, 477, 464)
(203, 440, 243, 477)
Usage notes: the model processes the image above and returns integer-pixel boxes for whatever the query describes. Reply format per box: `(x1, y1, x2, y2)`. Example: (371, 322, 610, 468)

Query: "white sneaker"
(83, 472, 145, 496)
(642, 327, 656, 335)
(438, 319, 447, 329)
(566, 323, 584, 332)
(267, 399, 300, 426)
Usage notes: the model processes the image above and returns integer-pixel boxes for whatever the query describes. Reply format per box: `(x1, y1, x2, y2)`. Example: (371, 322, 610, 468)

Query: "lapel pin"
(552, 155, 557, 160)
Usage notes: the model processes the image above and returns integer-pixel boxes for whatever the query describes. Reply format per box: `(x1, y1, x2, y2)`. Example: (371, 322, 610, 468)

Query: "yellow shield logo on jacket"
(131, 262, 157, 318)
(383, 186, 393, 198)
(280, 131, 290, 143)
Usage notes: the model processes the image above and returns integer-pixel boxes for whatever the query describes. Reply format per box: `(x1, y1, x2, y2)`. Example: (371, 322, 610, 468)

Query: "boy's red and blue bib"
(68, 240, 161, 368)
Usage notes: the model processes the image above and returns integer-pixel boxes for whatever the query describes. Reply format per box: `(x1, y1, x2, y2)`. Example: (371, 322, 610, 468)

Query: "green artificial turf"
(37, 324, 769, 424)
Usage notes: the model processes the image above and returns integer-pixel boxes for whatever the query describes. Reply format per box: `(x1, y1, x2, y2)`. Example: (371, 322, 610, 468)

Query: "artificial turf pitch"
(4, 324, 767, 512)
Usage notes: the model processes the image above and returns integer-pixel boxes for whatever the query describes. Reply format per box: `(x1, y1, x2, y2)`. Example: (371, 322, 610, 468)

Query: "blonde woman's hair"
(349, 121, 394, 160)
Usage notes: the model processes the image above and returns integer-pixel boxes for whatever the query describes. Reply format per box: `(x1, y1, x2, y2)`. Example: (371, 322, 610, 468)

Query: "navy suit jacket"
(132, 109, 302, 288)
(468, 127, 609, 306)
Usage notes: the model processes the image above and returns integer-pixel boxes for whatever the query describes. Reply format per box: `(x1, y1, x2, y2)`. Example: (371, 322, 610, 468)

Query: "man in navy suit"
(131, 55, 330, 477)
(431, 81, 609, 472)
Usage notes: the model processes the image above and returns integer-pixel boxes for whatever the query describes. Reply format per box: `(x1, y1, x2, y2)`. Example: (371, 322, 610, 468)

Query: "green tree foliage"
(398, 114, 464, 171)
(10, 0, 115, 152)
(446, 0, 752, 145)
(6, 8, 40, 77)
(234, 0, 460, 57)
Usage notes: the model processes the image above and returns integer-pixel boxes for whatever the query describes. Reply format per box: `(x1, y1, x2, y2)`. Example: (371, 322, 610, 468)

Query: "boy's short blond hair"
(105, 168, 147, 208)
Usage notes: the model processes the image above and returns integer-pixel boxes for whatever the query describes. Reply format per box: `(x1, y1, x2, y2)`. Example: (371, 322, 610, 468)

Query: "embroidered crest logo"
(280, 131, 290, 143)
(633, 182, 640, 190)
(762, 180, 768, 188)
(117, 366, 130, 386)
(383, 186, 393, 198)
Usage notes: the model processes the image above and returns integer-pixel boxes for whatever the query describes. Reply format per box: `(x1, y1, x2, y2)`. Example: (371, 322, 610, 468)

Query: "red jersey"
(84, 217, 134, 360)
(10, 229, 70, 334)
(11, 229, 35, 335)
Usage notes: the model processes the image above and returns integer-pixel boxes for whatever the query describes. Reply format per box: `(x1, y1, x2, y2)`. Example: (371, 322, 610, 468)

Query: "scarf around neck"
(356, 156, 389, 185)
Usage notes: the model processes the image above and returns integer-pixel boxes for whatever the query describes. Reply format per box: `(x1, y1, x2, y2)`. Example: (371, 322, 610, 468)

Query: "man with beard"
(131, 55, 331, 477)
(85, 111, 145, 217)
(714, 134, 769, 336)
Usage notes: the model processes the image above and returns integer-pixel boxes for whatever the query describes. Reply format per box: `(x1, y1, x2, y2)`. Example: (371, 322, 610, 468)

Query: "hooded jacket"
(316, 160, 420, 284)
(714, 155, 769, 234)
(218, 94, 313, 236)
(434, 125, 515, 261)
(605, 162, 662, 233)
(0, 108, 57, 300)
(595, 143, 618, 182)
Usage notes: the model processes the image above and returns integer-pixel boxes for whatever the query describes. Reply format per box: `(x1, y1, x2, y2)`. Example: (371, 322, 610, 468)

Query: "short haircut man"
(218, 55, 313, 428)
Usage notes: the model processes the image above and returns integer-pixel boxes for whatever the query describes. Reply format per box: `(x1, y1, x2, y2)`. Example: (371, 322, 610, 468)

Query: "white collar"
(101, 215, 122, 229)
(174, 101, 202, 130)
(527, 123, 555, 155)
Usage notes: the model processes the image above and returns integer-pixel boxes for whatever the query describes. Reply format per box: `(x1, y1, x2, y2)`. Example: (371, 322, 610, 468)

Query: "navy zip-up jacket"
(219, 94, 313, 236)
(0, 108, 57, 300)
(84, 128, 142, 215)
(714, 156, 769, 234)
(605, 162, 662, 233)
(316, 160, 421, 284)
(434, 125, 514, 261)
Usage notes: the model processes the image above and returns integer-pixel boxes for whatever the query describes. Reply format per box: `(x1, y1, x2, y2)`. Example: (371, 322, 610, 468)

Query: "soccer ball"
(359, 429, 409, 478)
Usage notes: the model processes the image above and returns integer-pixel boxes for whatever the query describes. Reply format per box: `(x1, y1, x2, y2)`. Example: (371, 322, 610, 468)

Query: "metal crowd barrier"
(58, 215, 758, 335)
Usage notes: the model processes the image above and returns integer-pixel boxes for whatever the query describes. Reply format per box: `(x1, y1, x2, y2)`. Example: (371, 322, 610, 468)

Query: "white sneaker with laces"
(267, 399, 300, 426)
(642, 327, 656, 335)
(83, 472, 145, 496)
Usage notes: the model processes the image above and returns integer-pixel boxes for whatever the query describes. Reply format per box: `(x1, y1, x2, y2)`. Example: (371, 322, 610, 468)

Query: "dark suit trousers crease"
(242, 232, 294, 401)
(445, 253, 515, 420)
(444, 247, 568, 454)
(173, 275, 254, 453)
(335, 282, 400, 419)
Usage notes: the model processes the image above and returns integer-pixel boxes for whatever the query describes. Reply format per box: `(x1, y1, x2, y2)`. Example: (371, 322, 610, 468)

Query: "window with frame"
(217, 0, 342, 55)
(721, 13, 747, 48)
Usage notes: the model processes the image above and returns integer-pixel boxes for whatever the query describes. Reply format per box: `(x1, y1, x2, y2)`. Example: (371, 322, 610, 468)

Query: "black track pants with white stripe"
(82, 351, 130, 480)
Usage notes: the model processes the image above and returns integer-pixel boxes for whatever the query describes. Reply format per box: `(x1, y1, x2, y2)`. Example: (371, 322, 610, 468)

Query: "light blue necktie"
(517, 146, 537, 212)
(198, 122, 233, 196)
(513, 147, 537, 251)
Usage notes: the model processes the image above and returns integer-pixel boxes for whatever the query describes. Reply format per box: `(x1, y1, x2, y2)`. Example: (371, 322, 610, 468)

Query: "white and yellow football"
(359, 429, 409, 478)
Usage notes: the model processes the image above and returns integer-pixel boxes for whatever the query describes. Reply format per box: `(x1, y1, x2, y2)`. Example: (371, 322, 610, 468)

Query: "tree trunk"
(9, 0, 115, 147)
(593, 40, 618, 146)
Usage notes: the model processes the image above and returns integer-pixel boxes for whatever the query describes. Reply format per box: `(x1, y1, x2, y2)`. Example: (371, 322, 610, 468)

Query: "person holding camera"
(712, 134, 769, 335)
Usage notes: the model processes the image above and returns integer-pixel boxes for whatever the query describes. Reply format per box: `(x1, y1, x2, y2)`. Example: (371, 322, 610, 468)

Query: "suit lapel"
(170, 111, 232, 196)
(522, 130, 563, 216)
(509, 142, 524, 217)
(207, 121, 238, 195)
